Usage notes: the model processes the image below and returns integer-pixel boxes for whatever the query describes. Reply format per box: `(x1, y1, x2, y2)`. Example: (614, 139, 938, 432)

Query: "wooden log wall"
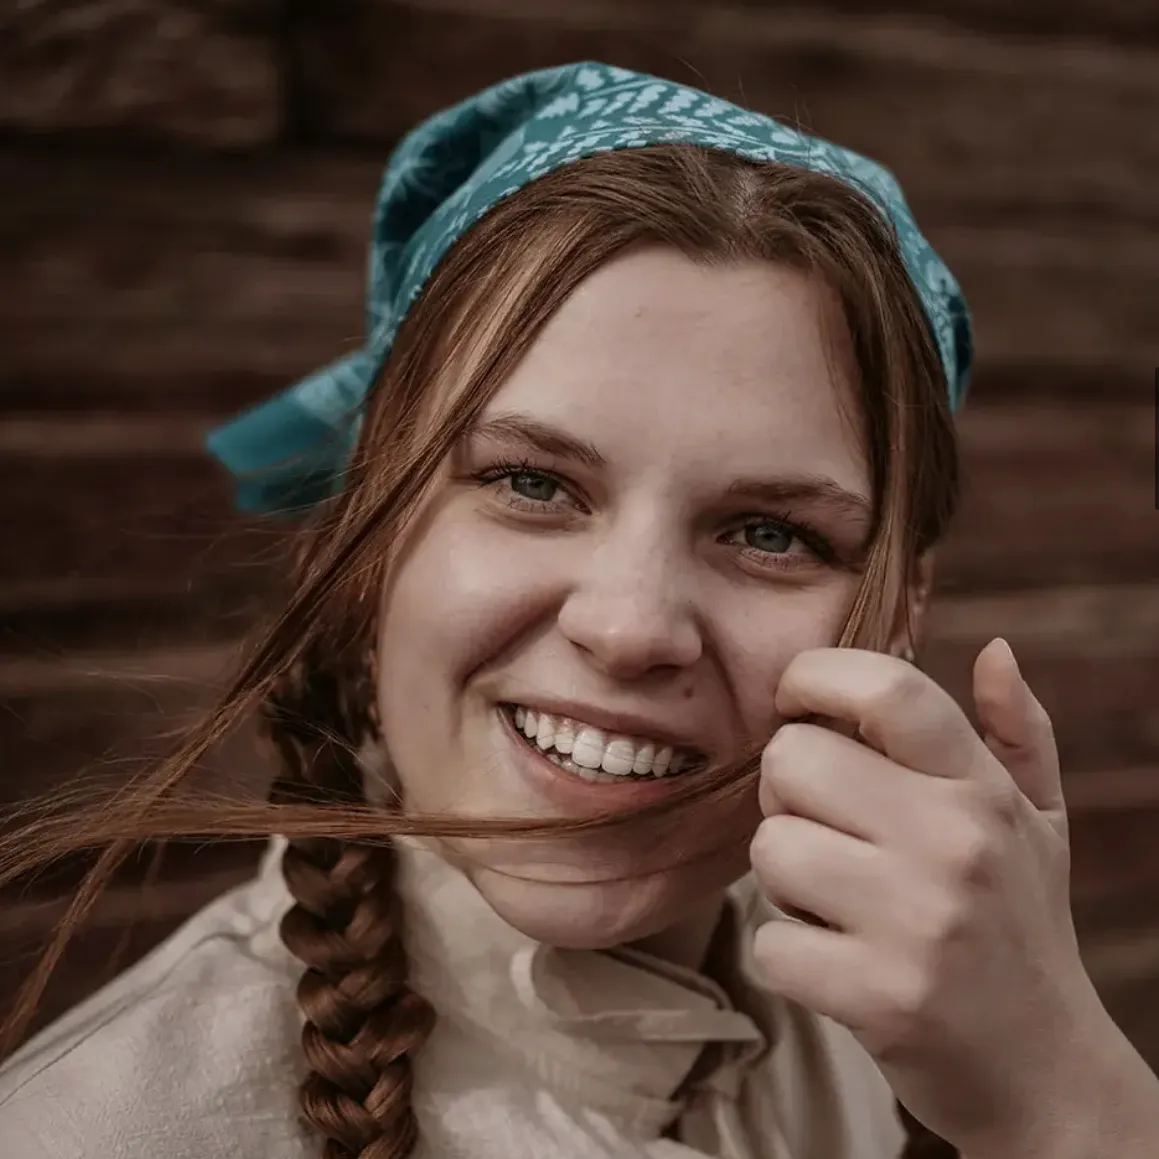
(2, 0, 1158, 1063)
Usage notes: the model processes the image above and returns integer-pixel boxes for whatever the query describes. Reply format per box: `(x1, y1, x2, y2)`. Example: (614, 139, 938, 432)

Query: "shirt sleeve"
(0, 879, 310, 1159)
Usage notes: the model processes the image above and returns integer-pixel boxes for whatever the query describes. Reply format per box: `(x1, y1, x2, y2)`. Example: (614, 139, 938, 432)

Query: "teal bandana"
(207, 61, 972, 514)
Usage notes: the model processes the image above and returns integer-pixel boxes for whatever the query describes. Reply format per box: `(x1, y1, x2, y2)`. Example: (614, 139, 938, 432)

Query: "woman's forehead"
(472, 248, 870, 498)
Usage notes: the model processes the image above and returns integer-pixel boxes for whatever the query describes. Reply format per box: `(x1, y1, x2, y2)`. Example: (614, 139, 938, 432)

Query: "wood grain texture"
(1, 146, 1154, 412)
(0, 0, 281, 147)
(291, 1, 1159, 227)
(398, 0, 1159, 46)
(0, 668, 268, 807)
(0, 430, 287, 650)
(717, 0, 1159, 43)
(0, 149, 375, 410)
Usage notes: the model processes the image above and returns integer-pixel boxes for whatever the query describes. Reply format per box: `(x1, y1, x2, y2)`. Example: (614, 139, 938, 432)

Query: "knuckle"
(748, 816, 775, 867)
(765, 721, 809, 763)
(756, 810, 807, 858)
(750, 816, 820, 914)
(913, 884, 969, 950)
(750, 919, 788, 981)
(942, 815, 999, 886)
(871, 662, 927, 718)
(963, 774, 1022, 832)
(749, 815, 790, 878)
(761, 723, 809, 788)
(891, 967, 934, 1024)
(985, 778, 1023, 829)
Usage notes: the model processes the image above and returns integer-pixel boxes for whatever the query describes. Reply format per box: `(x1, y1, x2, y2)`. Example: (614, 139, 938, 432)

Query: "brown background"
(2, 0, 1158, 1066)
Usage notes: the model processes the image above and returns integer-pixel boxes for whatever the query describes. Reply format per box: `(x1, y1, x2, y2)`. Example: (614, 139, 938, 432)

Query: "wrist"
(986, 1002, 1159, 1159)
(1060, 1010, 1159, 1159)
(961, 987, 1159, 1159)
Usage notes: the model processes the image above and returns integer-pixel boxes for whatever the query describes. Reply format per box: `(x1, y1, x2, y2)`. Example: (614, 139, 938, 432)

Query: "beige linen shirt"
(0, 839, 905, 1159)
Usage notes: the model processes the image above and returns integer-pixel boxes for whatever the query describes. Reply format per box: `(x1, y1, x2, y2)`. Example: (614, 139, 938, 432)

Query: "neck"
(627, 894, 727, 972)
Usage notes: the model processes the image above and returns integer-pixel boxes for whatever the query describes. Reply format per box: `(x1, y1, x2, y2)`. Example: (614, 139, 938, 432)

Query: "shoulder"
(0, 852, 312, 1159)
(726, 874, 906, 1159)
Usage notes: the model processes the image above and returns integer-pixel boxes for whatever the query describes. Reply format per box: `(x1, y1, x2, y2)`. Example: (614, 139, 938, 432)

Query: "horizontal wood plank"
(0, 148, 376, 411)
(0, 439, 285, 605)
(0, 0, 281, 148)
(0, 655, 269, 819)
(0, 141, 1155, 414)
(713, 0, 1159, 43)
(1071, 800, 1159, 912)
(292, 1, 1159, 227)
(397, 0, 1159, 49)
(1099, 973, 1159, 1076)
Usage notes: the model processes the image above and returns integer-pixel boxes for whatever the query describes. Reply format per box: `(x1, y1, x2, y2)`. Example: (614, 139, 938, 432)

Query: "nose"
(557, 522, 703, 680)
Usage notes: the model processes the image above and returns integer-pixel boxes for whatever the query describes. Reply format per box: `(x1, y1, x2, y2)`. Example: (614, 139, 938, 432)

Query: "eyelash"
(472, 459, 841, 569)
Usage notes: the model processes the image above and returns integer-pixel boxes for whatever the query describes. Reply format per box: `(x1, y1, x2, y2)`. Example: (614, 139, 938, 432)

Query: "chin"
(464, 861, 687, 950)
(462, 841, 753, 952)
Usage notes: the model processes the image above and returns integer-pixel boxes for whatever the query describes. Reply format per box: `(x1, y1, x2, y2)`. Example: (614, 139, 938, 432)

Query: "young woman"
(1, 62, 1156, 1159)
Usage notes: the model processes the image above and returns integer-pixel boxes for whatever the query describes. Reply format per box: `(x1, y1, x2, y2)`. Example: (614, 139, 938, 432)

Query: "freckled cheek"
(379, 520, 574, 690)
(722, 586, 857, 737)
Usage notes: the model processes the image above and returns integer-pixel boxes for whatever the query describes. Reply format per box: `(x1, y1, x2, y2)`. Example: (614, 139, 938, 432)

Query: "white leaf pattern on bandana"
(208, 61, 971, 514)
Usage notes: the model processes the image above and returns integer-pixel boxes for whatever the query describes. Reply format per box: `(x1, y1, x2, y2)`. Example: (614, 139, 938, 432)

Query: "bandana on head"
(207, 61, 972, 514)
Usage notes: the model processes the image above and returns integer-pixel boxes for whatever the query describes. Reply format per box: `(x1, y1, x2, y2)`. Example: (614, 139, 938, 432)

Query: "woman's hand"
(748, 639, 1151, 1157)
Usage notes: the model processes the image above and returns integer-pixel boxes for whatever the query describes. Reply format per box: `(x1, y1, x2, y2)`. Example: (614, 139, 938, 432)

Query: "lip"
(497, 706, 702, 813)
(500, 696, 708, 756)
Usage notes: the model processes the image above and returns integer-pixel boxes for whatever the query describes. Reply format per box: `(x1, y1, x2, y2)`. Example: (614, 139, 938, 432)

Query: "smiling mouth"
(499, 703, 708, 783)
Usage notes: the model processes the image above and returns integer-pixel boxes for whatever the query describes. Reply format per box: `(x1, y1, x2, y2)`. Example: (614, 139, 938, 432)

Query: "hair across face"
(375, 246, 874, 952)
(337, 143, 959, 834)
(0, 144, 963, 1159)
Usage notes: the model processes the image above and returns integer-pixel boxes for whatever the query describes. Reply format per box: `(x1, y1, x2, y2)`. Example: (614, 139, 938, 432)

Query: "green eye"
(509, 470, 560, 503)
(721, 514, 841, 571)
(743, 522, 796, 554)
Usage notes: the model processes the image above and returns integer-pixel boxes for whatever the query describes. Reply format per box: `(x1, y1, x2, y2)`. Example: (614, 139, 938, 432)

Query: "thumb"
(972, 637, 1065, 820)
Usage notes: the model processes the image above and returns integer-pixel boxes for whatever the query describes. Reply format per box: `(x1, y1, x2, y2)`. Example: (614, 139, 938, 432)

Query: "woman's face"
(376, 246, 874, 954)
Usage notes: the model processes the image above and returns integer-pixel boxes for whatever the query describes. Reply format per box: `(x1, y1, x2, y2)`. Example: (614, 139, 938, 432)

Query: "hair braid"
(262, 646, 435, 1159)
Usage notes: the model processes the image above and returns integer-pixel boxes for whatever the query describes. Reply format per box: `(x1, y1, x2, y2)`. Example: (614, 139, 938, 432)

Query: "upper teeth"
(511, 705, 700, 777)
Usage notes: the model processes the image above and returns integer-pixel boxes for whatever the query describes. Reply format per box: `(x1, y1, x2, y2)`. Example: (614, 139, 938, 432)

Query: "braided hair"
(262, 646, 435, 1159)
(239, 146, 965, 1159)
(258, 648, 957, 1158)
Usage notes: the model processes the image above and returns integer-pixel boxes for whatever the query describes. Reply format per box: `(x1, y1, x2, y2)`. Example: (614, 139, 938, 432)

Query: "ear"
(886, 550, 936, 659)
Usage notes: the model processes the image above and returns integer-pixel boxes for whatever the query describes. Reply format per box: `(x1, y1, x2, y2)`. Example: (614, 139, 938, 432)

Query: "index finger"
(775, 648, 983, 781)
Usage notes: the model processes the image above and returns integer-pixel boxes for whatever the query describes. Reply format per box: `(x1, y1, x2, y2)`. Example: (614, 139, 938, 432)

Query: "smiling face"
(375, 246, 874, 954)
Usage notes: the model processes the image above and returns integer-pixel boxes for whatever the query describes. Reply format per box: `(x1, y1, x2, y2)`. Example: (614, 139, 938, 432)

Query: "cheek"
(723, 580, 860, 736)
(375, 513, 566, 712)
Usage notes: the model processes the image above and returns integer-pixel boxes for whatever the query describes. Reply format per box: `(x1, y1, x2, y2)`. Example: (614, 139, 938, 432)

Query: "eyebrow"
(726, 476, 872, 521)
(465, 412, 606, 469)
(466, 411, 872, 520)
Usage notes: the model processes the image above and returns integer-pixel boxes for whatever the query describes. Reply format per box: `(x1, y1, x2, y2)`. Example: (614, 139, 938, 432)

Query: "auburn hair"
(1, 145, 960, 1159)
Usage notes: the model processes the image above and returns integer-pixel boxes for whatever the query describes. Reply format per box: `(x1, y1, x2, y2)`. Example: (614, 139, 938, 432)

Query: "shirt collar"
(257, 836, 772, 1117)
